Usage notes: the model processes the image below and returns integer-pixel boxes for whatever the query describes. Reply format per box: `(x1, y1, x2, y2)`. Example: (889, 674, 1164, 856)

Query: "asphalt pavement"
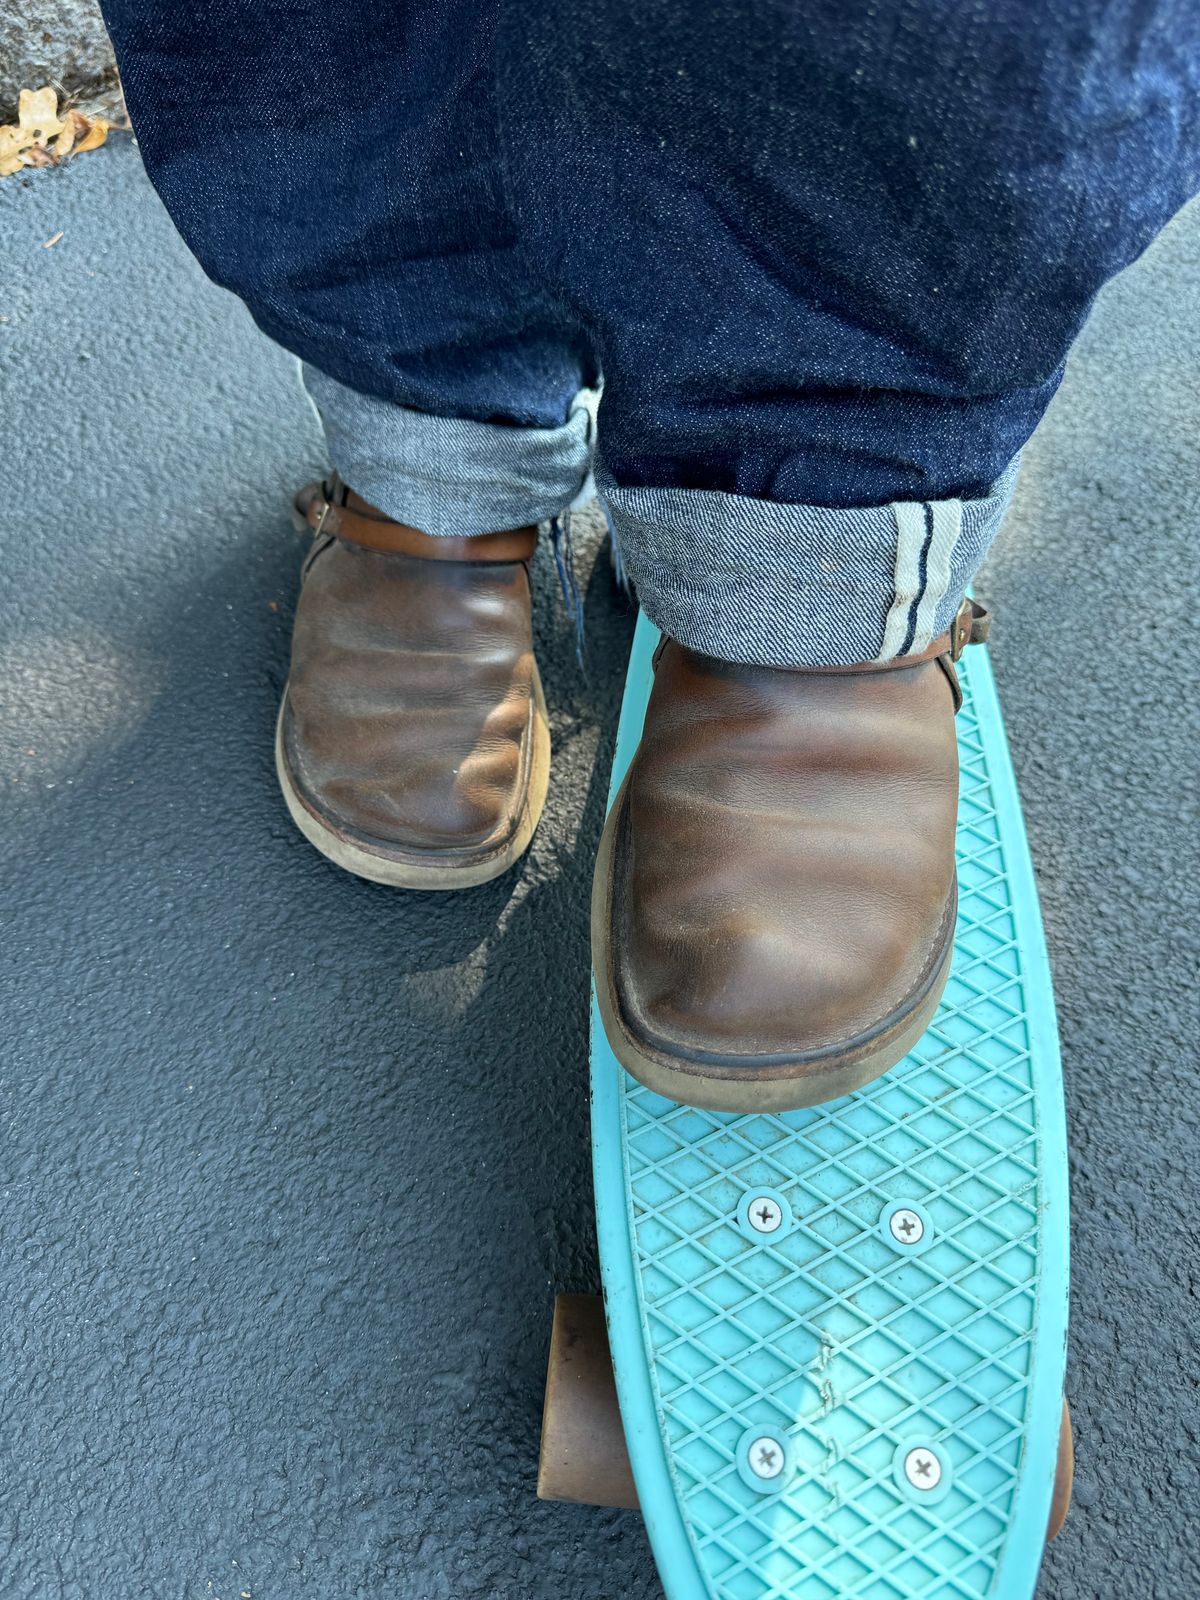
(1, 141, 1197, 1600)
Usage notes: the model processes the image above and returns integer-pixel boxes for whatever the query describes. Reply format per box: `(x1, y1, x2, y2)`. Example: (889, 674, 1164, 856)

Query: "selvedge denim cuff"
(597, 458, 1021, 668)
(302, 364, 598, 536)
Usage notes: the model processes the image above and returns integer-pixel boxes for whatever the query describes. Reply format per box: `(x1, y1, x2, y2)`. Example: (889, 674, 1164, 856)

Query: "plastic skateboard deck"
(591, 613, 1069, 1600)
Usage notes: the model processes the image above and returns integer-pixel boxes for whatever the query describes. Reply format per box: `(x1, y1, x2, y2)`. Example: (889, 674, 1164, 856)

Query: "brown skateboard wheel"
(537, 1293, 638, 1509)
(1046, 1398, 1074, 1542)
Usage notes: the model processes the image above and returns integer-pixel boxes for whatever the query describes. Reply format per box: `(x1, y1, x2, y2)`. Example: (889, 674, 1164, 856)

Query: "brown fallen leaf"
(54, 111, 79, 161)
(0, 86, 114, 177)
(75, 119, 109, 153)
(0, 121, 29, 177)
(19, 86, 64, 143)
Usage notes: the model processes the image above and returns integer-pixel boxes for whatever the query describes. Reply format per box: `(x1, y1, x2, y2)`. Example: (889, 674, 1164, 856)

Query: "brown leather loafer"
(592, 601, 988, 1111)
(276, 478, 550, 889)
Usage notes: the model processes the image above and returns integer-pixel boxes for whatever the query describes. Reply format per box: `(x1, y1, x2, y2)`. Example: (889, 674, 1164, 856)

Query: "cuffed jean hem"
(596, 458, 1021, 668)
(301, 364, 598, 535)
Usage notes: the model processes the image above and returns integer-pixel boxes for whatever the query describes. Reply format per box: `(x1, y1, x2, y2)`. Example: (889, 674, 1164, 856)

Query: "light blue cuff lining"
(596, 457, 1020, 668)
(301, 364, 598, 536)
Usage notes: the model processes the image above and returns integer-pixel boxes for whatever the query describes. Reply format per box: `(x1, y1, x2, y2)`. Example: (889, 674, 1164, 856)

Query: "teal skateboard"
(541, 612, 1072, 1599)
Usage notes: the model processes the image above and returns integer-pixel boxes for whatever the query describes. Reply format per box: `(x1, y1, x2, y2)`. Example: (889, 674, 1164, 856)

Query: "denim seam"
(914, 499, 964, 651)
(899, 505, 936, 657)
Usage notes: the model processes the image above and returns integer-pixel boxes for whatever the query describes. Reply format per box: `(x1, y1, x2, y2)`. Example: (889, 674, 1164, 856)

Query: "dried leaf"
(74, 119, 110, 154)
(0, 85, 116, 177)
(18, 86, 64, 143)
(54, 115, 78, 161)
(0, 122, 31, 174)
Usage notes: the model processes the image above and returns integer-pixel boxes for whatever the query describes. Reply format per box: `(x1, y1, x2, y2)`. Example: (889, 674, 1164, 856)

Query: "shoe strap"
(820, 600, 990, 672)
(297, 477, 539, 562)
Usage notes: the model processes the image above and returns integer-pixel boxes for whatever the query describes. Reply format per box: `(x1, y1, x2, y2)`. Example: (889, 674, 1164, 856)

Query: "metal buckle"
(950, 601, 972, 660)
(951, 599, 990, 660)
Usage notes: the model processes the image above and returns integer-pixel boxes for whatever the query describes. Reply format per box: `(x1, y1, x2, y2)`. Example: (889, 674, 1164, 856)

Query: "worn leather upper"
(605, 638, 963, 1068)
(281, 483, 541, 864)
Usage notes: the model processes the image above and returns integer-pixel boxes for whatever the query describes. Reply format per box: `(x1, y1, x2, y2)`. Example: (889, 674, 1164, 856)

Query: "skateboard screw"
(747, 1197, 783, 1235)
(747, 1436, 785, 1480)
(888, 1207, 925, 1246)
(903, 1446, 943, 1490)
(737, 1424, 790, 1492)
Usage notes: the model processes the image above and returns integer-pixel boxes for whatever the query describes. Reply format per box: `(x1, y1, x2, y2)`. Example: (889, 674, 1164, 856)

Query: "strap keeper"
(291, 477, 538, 562)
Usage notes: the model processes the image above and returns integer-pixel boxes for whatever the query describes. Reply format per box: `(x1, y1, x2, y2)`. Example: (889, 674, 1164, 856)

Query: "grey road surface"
(1, 143, 1197, 1599)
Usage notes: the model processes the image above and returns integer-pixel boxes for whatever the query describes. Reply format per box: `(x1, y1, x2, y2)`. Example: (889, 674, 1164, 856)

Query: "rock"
(0, 0, 118, 121)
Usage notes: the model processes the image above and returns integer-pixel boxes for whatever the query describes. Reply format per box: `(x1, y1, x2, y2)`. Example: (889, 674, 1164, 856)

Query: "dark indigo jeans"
(101, 0, 1200, 664)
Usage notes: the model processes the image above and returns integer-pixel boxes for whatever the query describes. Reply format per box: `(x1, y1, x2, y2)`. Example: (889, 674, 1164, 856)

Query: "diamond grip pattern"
(618, 648, 1056, 1600)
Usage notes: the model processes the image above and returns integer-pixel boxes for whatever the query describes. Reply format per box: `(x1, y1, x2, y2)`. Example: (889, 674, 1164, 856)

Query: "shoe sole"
(274, 665, 551, 890)
(591, 770, 955, 1113)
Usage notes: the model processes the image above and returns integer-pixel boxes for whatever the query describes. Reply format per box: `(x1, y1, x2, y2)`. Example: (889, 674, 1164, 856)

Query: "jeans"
(101, 0, 1200, 665)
